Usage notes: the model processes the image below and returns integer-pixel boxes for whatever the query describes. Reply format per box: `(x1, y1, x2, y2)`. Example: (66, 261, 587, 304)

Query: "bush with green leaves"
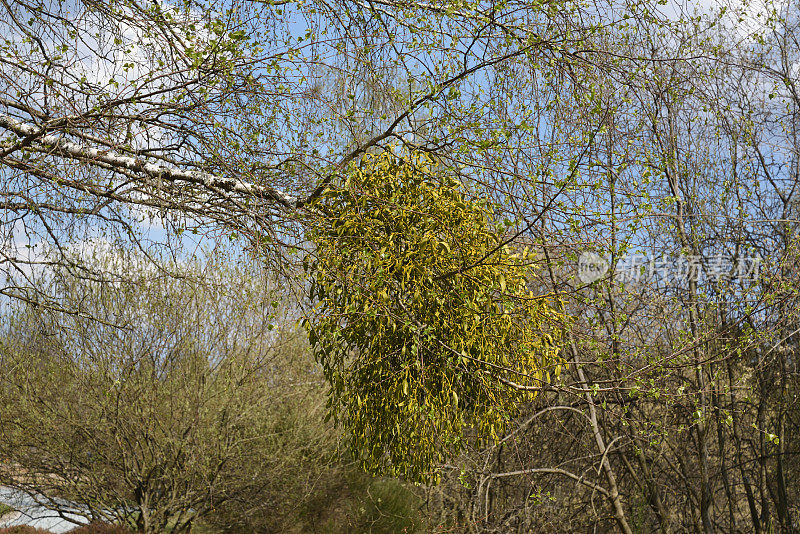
(0, 254, 336, 534)
(304, 151, 566, 482)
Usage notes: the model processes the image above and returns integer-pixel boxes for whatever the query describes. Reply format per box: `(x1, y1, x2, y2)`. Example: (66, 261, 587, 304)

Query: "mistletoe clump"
(304, 150, 565, 482)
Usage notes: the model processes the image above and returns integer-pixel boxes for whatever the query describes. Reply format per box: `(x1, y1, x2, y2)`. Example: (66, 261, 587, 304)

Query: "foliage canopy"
(304, 151, 565, 481)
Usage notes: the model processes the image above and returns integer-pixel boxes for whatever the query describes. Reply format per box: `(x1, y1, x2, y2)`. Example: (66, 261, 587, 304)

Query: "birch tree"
(0, 0, 645, 301)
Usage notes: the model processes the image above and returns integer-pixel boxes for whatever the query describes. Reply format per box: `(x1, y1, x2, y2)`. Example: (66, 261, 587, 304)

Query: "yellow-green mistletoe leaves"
(303, 150, 565, 482)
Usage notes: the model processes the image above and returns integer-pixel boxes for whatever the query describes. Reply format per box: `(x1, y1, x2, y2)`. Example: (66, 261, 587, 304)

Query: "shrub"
(0, 258, 304, 534)
(301, 470, 426, 534)
(0, 526, 55, 534)
(66, 523, 135, 534)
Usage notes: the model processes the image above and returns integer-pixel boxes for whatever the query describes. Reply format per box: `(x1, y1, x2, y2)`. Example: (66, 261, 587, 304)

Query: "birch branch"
(0, 114, 300, 208)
